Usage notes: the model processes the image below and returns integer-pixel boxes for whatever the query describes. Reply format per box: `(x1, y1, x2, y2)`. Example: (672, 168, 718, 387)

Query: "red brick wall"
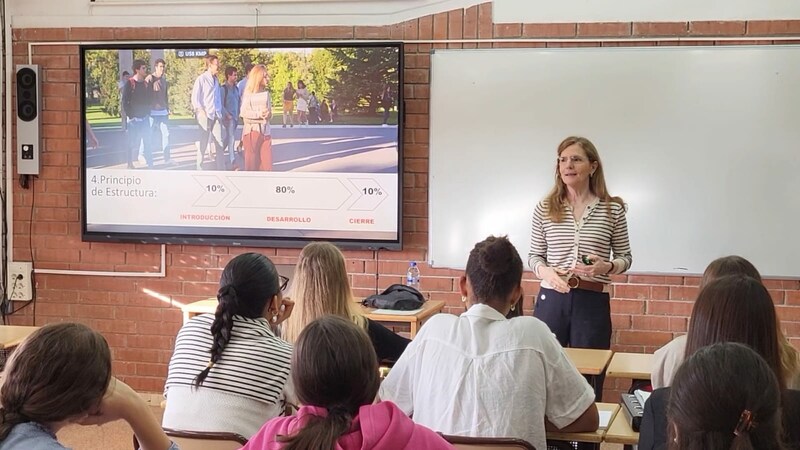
(9, 3, 800, 397)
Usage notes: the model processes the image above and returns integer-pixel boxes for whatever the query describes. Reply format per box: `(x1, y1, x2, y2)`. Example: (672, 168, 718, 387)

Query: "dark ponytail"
(193, 252, 280, 388)
(280, 408, 353, 450)
(277, 315, 380, 449)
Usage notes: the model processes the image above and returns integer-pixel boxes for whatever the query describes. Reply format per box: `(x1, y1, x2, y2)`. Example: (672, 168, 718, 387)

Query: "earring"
(511, 304, 516, 312)
(271, 314, 278, 323)
(461, 296, 467, 303)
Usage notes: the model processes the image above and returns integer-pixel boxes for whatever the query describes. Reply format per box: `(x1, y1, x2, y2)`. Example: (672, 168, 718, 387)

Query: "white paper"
(599, 410, 613, 429)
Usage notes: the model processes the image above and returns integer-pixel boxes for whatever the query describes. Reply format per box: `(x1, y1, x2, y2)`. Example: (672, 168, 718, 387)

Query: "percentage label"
(276, 185, 296, 194)
(206, 184, 226, 193)
(362, 187, 383, 196)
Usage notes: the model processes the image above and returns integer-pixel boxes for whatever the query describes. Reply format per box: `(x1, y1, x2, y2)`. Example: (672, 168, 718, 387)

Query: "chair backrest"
(162, 428, 248, 450)
(442, 434, 536, 450)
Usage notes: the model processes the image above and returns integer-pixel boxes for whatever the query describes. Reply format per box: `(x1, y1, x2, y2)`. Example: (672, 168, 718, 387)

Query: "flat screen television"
(81, 43, 403, 249)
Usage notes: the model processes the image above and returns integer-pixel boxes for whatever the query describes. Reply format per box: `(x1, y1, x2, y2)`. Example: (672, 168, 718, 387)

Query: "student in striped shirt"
(163, 252, 295, 438)
(528, 136, 632, 400)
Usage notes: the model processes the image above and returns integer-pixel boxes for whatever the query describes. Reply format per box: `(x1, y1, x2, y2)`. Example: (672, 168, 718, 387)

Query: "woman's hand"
(81, 378, 173, 450)
(539, 266, 570, 294)
(273, 298, 294, 324)
(78, 378, 141, 426)
(573, 254, 613, 277)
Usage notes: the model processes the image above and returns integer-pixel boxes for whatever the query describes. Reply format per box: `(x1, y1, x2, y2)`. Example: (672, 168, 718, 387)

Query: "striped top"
(528, 198, 632, 285)
(165, 313, 293, 405)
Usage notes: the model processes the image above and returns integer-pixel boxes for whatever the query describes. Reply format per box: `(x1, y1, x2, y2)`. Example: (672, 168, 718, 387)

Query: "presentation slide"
(81, 43, 402, 246)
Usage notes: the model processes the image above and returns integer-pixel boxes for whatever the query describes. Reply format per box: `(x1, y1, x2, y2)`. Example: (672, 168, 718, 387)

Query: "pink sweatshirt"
(242, 401, 454, 450)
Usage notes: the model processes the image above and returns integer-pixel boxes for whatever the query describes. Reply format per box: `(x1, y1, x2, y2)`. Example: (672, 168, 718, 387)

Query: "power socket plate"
(8, 262, 33, 301)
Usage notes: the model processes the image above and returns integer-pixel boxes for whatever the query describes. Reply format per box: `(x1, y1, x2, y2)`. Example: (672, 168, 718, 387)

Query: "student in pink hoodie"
(242, 315, 454, 450)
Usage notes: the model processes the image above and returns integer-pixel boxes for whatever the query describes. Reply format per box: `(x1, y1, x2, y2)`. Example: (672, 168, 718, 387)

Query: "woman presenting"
(529, 136, 632, 397)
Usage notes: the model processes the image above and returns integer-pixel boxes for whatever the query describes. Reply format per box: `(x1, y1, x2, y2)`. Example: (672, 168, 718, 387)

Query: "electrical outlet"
(7, 262, 33, 301)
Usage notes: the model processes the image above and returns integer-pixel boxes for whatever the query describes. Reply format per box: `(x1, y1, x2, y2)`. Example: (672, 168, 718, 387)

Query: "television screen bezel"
(80, 41, 404, 250)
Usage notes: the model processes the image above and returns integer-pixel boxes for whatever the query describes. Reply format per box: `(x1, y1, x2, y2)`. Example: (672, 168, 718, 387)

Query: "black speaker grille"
(16, 67, 38, 122)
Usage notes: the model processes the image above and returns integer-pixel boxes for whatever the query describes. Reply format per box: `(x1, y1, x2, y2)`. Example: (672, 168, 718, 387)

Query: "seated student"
(639, 275, 800, 450)
(379, 235, 598, 450)
(0, 323, 175, 450)
(652, 255, 800, 390)
(242, 315, 454, 450)
(668, 342, 786, 450)
(281, 242, 410, 362)
(163, 252, 295, 438)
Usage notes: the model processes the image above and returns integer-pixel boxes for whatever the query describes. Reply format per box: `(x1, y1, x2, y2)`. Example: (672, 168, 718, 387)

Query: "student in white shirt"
(380, 235, 598, 450)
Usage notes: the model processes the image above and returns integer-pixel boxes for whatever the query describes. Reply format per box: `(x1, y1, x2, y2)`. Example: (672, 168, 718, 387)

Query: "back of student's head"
(668, 342, 786, 450)
(700, 255, 761, 288)
(0, 322, 112, 440)
(685, 275, 784, 390)
(465, 235, 523, 303)
(194, 252, 280, 387)
(283, 242, 362, 343)
(278, 315, 380, 450)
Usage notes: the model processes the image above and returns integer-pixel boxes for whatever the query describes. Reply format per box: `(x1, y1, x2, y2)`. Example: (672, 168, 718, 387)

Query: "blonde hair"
(282, 242, 367, 343)
(544, 136, 623, 222)
(780, 336, 800, 389)
(244, 64, 267, 95)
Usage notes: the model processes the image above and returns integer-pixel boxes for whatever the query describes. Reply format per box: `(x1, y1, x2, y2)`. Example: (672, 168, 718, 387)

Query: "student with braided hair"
(243, 315, 453, 450)
(380, 235, 598, 450)
(667, 342, 787, 450)
(0, 323, 175, 450)
(163, 252, 295, 438)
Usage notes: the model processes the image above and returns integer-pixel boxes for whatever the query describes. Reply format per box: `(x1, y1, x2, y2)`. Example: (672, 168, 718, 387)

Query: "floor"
(56, 404, 625, 450)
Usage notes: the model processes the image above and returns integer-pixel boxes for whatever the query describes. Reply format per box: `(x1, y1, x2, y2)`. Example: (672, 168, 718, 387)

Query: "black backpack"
(362, 284, 425, 311)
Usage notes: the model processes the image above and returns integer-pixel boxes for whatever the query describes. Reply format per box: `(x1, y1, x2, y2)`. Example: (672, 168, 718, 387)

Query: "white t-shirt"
(651, 334, 687, 389)
(379, 304, 596, 450)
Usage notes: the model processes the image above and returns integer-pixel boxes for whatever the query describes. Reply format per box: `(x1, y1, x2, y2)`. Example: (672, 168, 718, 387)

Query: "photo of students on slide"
(83, 46, 400, 174)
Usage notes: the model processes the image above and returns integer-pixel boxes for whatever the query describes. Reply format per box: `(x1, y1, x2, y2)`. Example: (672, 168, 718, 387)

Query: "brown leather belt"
(566, 276, 606, 293)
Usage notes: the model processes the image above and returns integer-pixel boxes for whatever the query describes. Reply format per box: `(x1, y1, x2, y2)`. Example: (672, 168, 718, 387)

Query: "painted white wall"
(8, 0, 480, 28)
(494, 0, 800, 24)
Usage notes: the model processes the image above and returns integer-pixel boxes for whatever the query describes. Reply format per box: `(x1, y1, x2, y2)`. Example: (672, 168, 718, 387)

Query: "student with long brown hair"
(282, 241, 409, 362)
(639, 275, 800, 449)
(242, 315, 453, 450)
(651, 255, 800, 389)
(668, 342, 787, 450)
(163, 252, 295, 438)
(0, 323, 175, 450)
(381, 235, 598, 450)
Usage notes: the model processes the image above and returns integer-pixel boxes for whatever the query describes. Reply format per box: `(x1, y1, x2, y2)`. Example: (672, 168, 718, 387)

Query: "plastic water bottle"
(405, 261, 421, 290)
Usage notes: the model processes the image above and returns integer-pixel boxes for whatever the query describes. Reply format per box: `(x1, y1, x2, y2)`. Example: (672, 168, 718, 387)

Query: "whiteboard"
(428, 46, 800, 278)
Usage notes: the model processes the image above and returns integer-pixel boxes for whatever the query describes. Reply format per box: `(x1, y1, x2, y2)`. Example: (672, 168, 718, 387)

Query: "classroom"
(1, 0, 799, 449)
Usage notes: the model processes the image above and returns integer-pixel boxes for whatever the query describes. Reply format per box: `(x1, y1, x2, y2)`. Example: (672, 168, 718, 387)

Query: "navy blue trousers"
(534, 286, 611, 402)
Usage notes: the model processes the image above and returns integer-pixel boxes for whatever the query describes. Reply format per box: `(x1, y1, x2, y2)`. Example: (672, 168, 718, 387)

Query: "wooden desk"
(360, 300, 445, 338)
(181, 299, 446, 338)
(564, 348, 613, 376)
(606, 352, 653, 380)
(181, 298, 217, 324)
(604, 407, 639, 446)
(0, 326, 39, 349)
(546, 402, 620, 446)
